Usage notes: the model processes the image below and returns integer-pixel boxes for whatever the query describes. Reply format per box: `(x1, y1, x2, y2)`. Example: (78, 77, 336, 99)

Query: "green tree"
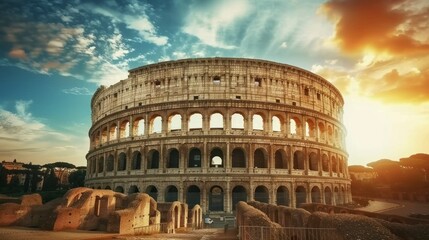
(68, 169, 86, 188)
(23, 163, 43, 193)
(42, 168, 59, 191)
(8, 175, 21, 192)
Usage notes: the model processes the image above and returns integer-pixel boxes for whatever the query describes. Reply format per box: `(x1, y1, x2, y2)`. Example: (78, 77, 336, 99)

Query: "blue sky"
(1, 0, 428, 167)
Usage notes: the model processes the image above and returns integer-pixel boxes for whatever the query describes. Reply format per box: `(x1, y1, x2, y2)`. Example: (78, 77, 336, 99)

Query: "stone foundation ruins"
(0, 188, 201, 235)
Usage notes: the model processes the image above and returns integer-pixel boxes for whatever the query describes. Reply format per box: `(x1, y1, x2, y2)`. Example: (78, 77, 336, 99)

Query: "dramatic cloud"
(321, 0, 429, 55)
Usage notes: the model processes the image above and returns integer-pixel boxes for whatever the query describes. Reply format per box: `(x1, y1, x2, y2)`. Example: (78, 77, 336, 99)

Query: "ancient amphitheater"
(86, 57, 351, 214)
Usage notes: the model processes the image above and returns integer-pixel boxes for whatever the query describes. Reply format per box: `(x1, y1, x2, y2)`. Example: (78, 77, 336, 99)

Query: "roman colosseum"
(86, 57, 351, 214)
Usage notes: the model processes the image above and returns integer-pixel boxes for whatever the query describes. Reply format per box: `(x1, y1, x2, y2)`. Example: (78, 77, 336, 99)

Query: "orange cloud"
(8, 48, 27, 59)
(321, 0, 429, 55)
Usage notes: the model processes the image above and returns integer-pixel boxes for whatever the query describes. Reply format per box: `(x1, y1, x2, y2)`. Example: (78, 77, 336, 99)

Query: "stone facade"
(86, 57, 351, 213)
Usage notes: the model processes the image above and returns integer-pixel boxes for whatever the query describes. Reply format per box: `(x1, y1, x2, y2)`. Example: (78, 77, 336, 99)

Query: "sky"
(0, 0, 428, 167)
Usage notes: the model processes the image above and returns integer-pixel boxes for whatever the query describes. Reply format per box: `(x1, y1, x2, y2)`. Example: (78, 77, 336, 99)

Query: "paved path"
(356, 199, 429, 217)
(0, 227, 238, 240)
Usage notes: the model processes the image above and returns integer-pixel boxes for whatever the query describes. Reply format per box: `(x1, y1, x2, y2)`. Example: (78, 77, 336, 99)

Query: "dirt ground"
(0, 227, 238, 240)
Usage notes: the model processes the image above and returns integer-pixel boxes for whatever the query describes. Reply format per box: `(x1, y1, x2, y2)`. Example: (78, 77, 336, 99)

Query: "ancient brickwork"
(86, 58, 351, 213)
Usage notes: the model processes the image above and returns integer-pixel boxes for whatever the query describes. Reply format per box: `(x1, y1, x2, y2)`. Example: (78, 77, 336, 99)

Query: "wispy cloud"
(62, 87, 93, 95)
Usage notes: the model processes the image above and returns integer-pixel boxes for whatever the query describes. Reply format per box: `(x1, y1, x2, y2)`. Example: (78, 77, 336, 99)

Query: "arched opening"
(231, 113, 244, 129)
(254, 148, 267, 168)
(128, 185, 139, 194)
(101, 127, 108, 143)
(209, 186, 224, 211)
(318, 122, 325, 140)
(339, 158, 344, 173)
(252, 114, 263, 130)
(189, 113, 203, 130)
(232, 186, 247, 210)
(131, 151, 141, 170)
(311, 186, 321, 203)
(322, 154, 329, 172)
(277, 186, 290, 206)
(109, 124, 117, 140)
(169, 114, 182, 131)
(97, 157, 104, 173)
(339, 186, 345, 205)
(324, 187, 332, 205)
(114, 186, 124, 193)
(210, 148, 224, 167)
(295, 186, 307, 207)
(118, 152, 126, 171)
(168, 148, 180, 168)
(293, 150, 304, 170)
(165, 185, 178, 202)
(328, 125, 333, 142)
(120, 120, 130, 138)
(105, 186, 111, 190)
(272, 116, 281, 132)
(148, 150, 160, 169)
(106, 154, 114, 172)
(232, 148, 246, 168)
(146, 185, 158, 201)
(151, 116, 162, 133)
(188, 148, 201, 168)
(334, 187, 339, 205)
(254, 186, 269, 203)
(290, 118, 300, 135)
(309, 152, 319, 171)
(210, 113, 224, 129)
(133, 117, 145, 136)
(305, 119, 316, 137)
(332, 156, 337, 173)
(186, 185, 200, 208)
(275, 149, 287, 169)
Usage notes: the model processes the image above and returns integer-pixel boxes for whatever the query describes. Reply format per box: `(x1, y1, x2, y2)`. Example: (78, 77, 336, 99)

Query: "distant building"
(348, 165, 377, 182)
(1, 159, 27, 185)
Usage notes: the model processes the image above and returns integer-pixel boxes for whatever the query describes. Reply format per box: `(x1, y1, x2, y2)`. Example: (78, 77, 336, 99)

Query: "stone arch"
(275, 149, 288, 169)
(188, 148, 202, 168)
(146, 185, 158, 201)
(186, 185, 201, 208)
(339, 157, 344, 173)
(324, 186, 332, 205)
(209, 186, 224, 211)
(150, 115, 162, 133)
(97, 156, 104, 173)
(210, 112, 224, 129)
(290, 117, 301, 135)
(133, 117, 145, 136)
(232, 185, 247, 210)
(109, 123, 117, 140)
(105, 186, 111, 190)
(232, 147, 246, 168)
(276, 186, 290, 206)
(169, 113, 182, 131)
(293, 150, 304, 170)
(128, 185, 139, 194)
(131, 151, 142, 170)
(254, 148, 268, 168)
(295, 186, 307, 207)
(114, 186, 124, 193)
(309, 152, 319, 171)
(106, 154, 114, 172)
(327, 125, 333, 142)
(252, 114, 263, 130)
(334, 186, 339, 205)
(210, 147, 224, 167)
(311, 186, 321, 203)
(305, 119, 316, 137)
(147, 149, 160, 169)
(101, 126, 108, 143)
(322, 154, 329, 172)
(332, 156, 337, 173)
(272, 116, 281, 132)
(189, 113, 203, 130)
(119, 120, 130, 138)
(117, 152, 127, 171)
(254, 185, 269, 203)
(165, 185, 179, 202)
(231, 113, 245, 129)
(318, 122, 325, 140)
(167, 148, 180, 168)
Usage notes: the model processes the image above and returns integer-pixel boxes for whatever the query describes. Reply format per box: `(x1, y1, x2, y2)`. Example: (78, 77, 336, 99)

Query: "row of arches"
(90, 111, 345, 149)
(96, 184, 349, 211)
(88, 147, 347, 176)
